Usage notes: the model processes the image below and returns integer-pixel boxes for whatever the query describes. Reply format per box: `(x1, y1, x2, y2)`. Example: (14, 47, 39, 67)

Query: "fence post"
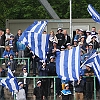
(54, 77, 56, 100)
(94, 76, 96, 100)
(28, 58, 30, 73)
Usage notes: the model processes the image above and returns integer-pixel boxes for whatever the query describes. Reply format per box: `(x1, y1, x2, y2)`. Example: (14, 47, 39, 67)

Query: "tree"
(0, 0, 100, 28)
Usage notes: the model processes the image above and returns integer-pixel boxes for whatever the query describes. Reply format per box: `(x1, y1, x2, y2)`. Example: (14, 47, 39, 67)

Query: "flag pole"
(70, 0, 72, 44)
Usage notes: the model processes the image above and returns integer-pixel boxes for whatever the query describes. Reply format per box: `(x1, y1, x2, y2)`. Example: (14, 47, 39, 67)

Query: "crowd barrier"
(16, 76, 97, 100)
(0, 58, 30, 73)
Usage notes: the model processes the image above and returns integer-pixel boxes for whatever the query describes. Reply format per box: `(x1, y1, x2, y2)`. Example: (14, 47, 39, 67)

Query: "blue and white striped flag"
(18, 20, 49, 60)
(87, 4, 100, 23)
(56, 46, 80, 81)
(81, 53, 100, 82)
(0, 66, 19, 93)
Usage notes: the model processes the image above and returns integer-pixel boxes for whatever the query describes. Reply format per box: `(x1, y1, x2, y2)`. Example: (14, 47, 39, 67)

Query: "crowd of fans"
(0, 26, 100, 100)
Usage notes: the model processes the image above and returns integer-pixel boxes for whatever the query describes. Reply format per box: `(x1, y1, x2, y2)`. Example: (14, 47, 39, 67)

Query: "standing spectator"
(56, 28, 65, 49)
(0, 29, 5, 56)
(5, 28, 13, 46)
(0, 67, 6, 100)
(14, 29, 22, 57)
(90, 35, 99, 49)
(74, 29, 80, 42)
(17, 41, 26, 65)
(49, 30, 58, 48)
(24, 46, 39, 76)
(63, 30, 70, 48)
(19, 67, 30, 98)
(97, 30, 100, 47)
(16, 82, 26, 100)
(2, 45, 14, 65)
(73, 39, 78, 47)
(86, 30, 91, 44)
(33, 80, 45, 100)
(61, 84, 71, 100)
(48, 56, 57, 92)
(86, 43, 96, 57)
(38, 62, 49, 99)
(6, 54, 17, 76)
(84, 64, 94, 100)
(74, 75, 85, 100)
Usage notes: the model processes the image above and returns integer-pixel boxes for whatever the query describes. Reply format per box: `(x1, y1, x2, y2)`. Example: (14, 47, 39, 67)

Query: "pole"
(54, 78, 56, 100)
(94, 76, 96, 100)
(70, 0, 72, 44)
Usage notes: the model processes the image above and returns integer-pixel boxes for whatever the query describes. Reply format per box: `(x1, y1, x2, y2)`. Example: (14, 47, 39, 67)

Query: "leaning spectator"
(84, 64, 94, 100)
(56, 28, 65, 49)
(5, 28, 13, 46)
(16, 82, 26, 100)
(19, 67, 30, 99)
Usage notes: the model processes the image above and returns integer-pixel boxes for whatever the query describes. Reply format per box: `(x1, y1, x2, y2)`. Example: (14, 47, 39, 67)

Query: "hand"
(85, 73, 89, 76)
(8, 62, 11, 65)
(43, 96, 45, 100)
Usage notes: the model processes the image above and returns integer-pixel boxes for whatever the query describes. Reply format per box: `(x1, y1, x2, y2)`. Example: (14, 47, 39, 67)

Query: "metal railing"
(16, 76, 97, 100)
(0, 58, 30, 73)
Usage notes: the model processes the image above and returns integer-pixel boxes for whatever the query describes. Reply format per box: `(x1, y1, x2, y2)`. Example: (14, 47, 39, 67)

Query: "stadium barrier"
(16, 76, 97, 100)
(0, 58, 30, 73)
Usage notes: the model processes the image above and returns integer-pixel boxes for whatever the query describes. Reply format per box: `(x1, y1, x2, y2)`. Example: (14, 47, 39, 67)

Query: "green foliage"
(0, 0, 100, 28)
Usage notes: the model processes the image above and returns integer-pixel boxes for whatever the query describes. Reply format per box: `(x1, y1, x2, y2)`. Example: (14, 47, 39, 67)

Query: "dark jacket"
(56, 33, 65, 46)
(38, 63, 48, 76)
(74, 79, 85, 93)
(64, 35, 71, 47)
(33, 86, 44, 100)
(47, 62, 57, 76)
(0, 69, 6, 77)
(90, 40, 99, 49)
(0, 34, 5, 46)
(19, 72, 30, 85)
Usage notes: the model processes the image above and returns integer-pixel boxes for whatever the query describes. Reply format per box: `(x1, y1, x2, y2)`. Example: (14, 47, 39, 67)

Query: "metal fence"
(16, 76, 97, 100)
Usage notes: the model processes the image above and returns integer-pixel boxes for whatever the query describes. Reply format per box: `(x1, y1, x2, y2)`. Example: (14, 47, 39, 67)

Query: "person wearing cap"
(86, 30, 92, 44)
(16, 82, 26, 100)
(38, 62, 49, 99)
(33, 80, 45, 100)
(66, 43, 72, 50)
(73, 39, 78, 47)
(78, 29, 84, 42)
(60, 45, 65, 51)
(74, 75, 85, 100)
(90, 35, 99, 49)
(48, 56, 57, 91)
(56, 28, 65, 49)
(84, 64, 94, 100)
(74, 29, 80, 42)
(79, 35, 87, 51)
(6, 54, 17, 76)
(86, 43, 96, 57)
(61, 84, 71, 100)
(19, 66, 30, 99)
